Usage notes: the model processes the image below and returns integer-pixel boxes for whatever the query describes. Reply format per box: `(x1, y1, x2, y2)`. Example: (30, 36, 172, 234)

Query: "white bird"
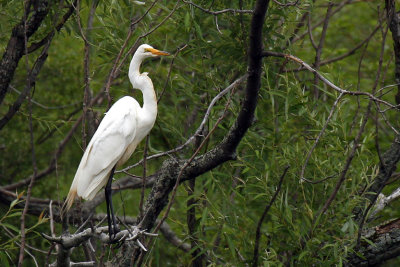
(61, 44, 170, 238)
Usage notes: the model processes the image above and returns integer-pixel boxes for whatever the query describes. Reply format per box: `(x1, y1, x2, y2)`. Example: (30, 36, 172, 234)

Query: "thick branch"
(353, 135, 400, 221)
(386, 0, 400, 105)
(0, 0, 49, 105)
(0, 33, 53, 130)
(347, 219, 400, 266)
(138, 0, 270, 234)
(27, 1, 77, 54)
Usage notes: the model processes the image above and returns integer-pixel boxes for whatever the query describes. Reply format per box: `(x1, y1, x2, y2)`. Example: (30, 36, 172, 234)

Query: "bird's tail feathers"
(60, 189, 77, 218)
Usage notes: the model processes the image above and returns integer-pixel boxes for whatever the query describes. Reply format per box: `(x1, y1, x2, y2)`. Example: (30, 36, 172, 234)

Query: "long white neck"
(128, 55, 158, 120)
(129, 54, 142, 78)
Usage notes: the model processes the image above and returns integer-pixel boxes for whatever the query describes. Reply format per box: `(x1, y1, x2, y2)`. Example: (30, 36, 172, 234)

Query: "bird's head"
(129, 44, 170, 87)
(135, 44, 170, 59)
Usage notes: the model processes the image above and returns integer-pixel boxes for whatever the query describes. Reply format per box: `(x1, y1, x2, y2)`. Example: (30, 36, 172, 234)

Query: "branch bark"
(0, 33, 53, 130)
(386, 0, 400, 105)
(347, 218, 400, 266)
(0, 0, 49, 106)
(0, 0, 78, 130)
(138, 0, 271, 235)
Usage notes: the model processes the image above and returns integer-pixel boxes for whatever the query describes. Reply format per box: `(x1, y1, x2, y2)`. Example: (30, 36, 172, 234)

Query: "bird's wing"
(74, 97, 140, 200)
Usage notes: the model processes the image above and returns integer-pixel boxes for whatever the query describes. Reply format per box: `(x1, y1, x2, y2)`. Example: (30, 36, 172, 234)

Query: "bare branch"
(386, 0, 400, 105)
(263, 51, 398, 108)
(150, 81, 235, 234)
(369, 187, 400, 219)
(0, 33, 54, 130)
(0, 0, 50, 106)
(118, 74, 248, 173)
(183, 0, 253, 15)
(272, 0, 299, 7)
(42, 226, 155, 248)
(18, 3, 40, 263)
(289, 0, 353, 45)
(8, 85, 80, 110)
(300, 93, 344, 182)
(159, 222, 190, 253)
(252, 166, 289, 267)
(348, 219, 400, 265)
(133, 0, 271, 257)
(313, 3, 333, 98)
(26, 0, 77, 54)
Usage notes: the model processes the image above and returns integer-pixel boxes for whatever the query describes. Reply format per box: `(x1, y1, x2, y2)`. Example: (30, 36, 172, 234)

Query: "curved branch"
(138, 0, 271, 234)
(263, 51, 398, 108)
(183, 0, 253, 15)
(118, 74, 248, 173)
(0, 34, 53, 131)
(0, 0, 50, 106)
(26, 0, 77, 54)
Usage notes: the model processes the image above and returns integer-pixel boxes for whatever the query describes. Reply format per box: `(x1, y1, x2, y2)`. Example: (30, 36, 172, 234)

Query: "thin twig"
(139, 136, 150, 217)
(307, 13, 318, 50)
(118, 74, 248, 173)
(151, 87, 235, 234)
(262, 52, 398, 109)
(26, 0, 77, 54)
(300, 93, 344, 182)
(349, 38, 370, 135)
(287, 24, 380, 72)
(9, 85, 80, 110)
(76, 0, 97, 149)
(313, 3, 333, 98)
(183, 0, 253, 14)
(136, 86, 236, 265)
(317, 24, 388, 234)
(272, 0, 299, 7)
(252, 166, 290, 267)
(18, 0, 37, 264)
(289, 0, 353, 45)
(151, 90, 237, 245)
(115, 0, 182, 75)
(157, 44, 188, 103)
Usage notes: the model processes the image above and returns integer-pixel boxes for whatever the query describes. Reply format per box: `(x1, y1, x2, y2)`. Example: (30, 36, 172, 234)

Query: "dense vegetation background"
(1, 0, 400, 266)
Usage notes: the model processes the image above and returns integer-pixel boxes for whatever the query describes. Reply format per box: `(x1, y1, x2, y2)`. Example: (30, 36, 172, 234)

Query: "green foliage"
(0, 192, 48, 266)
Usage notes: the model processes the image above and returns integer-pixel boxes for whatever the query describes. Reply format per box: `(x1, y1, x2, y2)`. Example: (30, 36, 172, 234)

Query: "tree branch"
(0, 32, 53, 130)
(347, 218, 400, 266)
(0, 0, 49, 106)
(135, 0, 271, 244)
(386, 0, 400, 105)
(252, 166, 289, 267)
(262, 51, 398, 108)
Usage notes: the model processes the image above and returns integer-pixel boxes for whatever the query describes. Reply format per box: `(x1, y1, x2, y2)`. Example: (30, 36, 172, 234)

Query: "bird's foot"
(108, 224, 120, 244)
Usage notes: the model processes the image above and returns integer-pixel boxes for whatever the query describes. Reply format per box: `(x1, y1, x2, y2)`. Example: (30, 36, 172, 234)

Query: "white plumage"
(62, 44, 169, 213)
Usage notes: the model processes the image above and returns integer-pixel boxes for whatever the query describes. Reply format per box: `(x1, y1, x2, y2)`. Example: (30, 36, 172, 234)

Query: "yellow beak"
(145, 47, 170, 56)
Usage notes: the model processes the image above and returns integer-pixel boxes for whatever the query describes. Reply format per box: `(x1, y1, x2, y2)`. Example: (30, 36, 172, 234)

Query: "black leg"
(105, 166, 119, 242)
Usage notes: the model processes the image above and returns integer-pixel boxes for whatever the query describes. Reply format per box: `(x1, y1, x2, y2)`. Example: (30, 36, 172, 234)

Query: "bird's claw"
(108, 224, 121, 244)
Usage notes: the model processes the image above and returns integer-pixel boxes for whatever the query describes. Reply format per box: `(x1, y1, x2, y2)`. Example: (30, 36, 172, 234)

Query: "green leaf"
(9, 198, 18, 209)
(4, 212, 21, 218)
(184, 12, 191, 32)
(298, 250, 308, 261)
(193, 21, 204, 41)
(1, 223, 19, 233)
(224, 233, 236, 260)
(0, 251, 10, 267)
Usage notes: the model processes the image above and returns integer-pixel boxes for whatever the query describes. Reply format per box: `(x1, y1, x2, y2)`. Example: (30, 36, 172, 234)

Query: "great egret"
(61, 44, 170, 239)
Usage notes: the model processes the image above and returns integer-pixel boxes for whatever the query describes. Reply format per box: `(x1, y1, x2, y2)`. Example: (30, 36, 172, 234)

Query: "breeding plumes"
(61, 44, 170, 239)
